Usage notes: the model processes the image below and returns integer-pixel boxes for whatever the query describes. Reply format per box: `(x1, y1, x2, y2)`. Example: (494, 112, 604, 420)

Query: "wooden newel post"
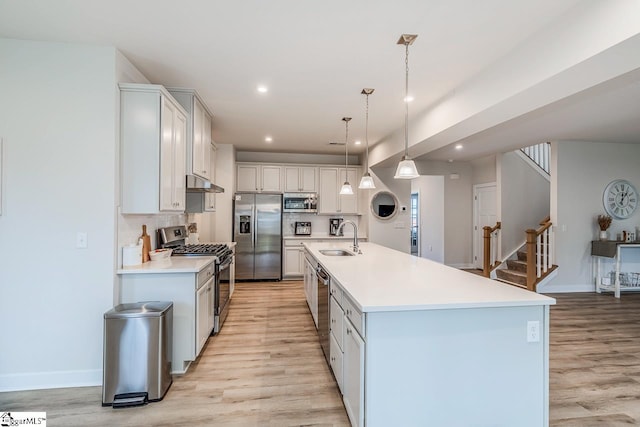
(483, 226, 492, 277)
(526, 229, 537, 291)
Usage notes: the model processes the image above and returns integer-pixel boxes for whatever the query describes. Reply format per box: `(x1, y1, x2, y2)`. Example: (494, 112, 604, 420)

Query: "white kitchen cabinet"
(330, 332, 344, 393)
(284, 166, 317, 192)
(283, 246, 304, 278)
(343, 315, 365, 427)
(119, 260, 215, 374)
(167, 88, 214, 181)
(318, 167, 359, 214)
(205, 142, 217, 211)
(303, 254, 318, 328)
(237, 163, 282, 192)
(120, 84, 187, 214)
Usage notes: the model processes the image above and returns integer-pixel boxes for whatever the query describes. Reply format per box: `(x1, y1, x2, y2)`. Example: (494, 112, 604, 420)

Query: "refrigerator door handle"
(252, 205, 257, 249)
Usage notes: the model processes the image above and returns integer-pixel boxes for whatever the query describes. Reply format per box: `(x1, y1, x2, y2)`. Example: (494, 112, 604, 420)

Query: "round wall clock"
(603, 179, 638, 219)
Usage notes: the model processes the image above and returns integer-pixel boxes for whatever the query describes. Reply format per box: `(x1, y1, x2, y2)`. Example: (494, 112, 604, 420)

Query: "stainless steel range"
(158, 225, 233, 334)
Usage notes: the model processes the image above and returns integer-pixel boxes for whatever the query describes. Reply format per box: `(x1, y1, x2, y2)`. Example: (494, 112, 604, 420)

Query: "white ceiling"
(6, 0, 634, 162)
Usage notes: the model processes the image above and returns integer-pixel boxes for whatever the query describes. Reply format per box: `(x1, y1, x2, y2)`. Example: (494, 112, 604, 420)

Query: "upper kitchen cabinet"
(120, 83, 187, 214)
(205, 142, 217, 211)
(167, 88, 213, 181)
(319, 167, 359, 214)
(284, 166, 317, 192)
(237, 163, 282, 192)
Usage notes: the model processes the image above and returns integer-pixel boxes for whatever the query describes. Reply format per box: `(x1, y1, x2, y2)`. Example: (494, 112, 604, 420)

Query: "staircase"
(496, 250, 529, 288)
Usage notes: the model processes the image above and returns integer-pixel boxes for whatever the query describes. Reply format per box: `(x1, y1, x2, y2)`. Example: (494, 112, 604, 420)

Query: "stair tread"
(497, 269, 527, 277)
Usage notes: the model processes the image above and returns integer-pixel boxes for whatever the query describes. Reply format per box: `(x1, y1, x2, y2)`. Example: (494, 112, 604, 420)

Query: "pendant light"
(394, 34, 419, 180)
(339, 117, 354, 195)
(358, 88, 376, 189)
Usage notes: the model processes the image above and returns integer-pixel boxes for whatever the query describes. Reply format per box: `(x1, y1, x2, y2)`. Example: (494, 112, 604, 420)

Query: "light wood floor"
(0, 281, 349, 427)
(3, 285, 640, 426)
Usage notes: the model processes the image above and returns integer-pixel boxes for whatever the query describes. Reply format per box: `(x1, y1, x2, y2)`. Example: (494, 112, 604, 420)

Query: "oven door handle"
(218, 257, 233, 270)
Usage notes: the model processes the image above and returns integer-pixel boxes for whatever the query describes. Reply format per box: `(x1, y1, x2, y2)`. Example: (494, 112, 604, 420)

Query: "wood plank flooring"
(0, 281, 349, 427)
(4, 285, 640, 425)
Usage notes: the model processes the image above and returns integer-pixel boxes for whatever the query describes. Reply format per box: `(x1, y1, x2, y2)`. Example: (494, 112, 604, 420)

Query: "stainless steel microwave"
(283, 192, 317, 213)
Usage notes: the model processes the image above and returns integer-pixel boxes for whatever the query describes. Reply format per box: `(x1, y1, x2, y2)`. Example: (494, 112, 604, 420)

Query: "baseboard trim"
(538, 283, 595, 293)
(448, 263, 476, 269)
(0, 369, 102, 392)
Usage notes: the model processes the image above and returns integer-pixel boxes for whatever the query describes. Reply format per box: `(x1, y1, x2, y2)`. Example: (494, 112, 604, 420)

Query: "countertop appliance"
(158, 225, 233, 334)
(295, 221, 312, 236)
(329, 218, 343, 236)
(316, 265, 330, 364)
(234, 193, 282, 280)
(283, 192, 317, 213)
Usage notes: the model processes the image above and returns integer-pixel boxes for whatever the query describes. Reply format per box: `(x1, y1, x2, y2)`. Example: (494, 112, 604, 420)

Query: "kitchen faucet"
(338, 220, 361, 254)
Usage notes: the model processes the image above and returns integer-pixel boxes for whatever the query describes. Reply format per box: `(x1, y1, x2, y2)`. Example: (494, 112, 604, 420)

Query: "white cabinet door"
(330, 296, 344, 350)
(196, 281, 210, 356)
(192, 99, 205, 178)
(205, 142, 217, 211)
(237, 164, 259, 191)
(283, 247, 303, 277)
(261, 165, 282, 192)
(319, 168, 339, 214)
(159, 97, 176, 212)
(172, 111, 187, 210)
(284, 167, 301, 192)
(339, 168, 358, 214)
(300, 166, 317, 192)
(330, 332, 344, 393)
(304, 258, 312, 308)
(343, 319, 365, 427)
(201, 110, 212, 180)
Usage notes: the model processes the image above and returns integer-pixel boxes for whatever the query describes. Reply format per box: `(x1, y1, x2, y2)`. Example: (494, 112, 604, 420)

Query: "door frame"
(472, 182, 497, 269)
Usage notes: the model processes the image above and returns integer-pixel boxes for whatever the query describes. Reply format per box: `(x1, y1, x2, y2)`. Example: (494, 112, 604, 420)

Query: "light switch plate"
(76, 232, 88, 249)
(527, 320, 540, 342)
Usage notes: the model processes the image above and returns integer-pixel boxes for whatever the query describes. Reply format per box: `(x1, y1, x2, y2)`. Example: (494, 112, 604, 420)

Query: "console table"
(592, 241, 640, 298)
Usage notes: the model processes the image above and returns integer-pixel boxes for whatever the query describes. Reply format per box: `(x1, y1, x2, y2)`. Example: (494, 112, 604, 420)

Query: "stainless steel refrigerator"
(233, 193, 282, 280)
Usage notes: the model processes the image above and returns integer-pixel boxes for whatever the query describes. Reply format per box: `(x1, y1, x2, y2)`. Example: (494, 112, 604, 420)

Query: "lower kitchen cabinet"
(343, 316, 365, 427)
(283, 246, 304, 278)
(303, 255, 318, 328)
(119, 261, 215, 374)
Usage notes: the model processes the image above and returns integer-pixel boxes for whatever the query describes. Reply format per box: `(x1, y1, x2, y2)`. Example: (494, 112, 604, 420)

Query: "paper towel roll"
(122, 244, 143, 267)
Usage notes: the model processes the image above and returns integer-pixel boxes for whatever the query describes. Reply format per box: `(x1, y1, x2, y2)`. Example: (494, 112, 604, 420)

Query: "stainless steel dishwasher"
(316, 265, 330, 363)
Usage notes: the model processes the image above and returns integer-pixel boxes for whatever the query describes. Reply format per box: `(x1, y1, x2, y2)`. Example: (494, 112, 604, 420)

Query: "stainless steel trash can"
(102, 301, 173, 407)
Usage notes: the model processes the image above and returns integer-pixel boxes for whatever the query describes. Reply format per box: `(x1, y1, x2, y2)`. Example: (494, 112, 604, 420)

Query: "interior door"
(473, 183, 498, 269)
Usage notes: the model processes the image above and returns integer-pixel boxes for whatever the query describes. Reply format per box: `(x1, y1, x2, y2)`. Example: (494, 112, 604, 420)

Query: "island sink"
(319, 249, 354, 257)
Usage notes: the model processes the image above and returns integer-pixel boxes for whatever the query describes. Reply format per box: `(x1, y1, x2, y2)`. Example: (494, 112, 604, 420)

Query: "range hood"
(186, 175, 224, 194)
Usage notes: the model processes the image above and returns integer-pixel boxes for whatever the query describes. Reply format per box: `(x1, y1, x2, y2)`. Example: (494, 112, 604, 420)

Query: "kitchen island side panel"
(365, 305, 547, 427)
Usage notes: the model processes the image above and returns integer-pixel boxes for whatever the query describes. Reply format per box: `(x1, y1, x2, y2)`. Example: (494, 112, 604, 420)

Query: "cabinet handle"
(346, 328, 351, 335)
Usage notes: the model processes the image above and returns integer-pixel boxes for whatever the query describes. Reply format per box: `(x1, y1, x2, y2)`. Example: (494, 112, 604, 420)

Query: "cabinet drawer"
(330, 332, 344, 393)
(330, 281, 343, 308)
(197, 262, 215, 289)
(343, 295, 364, 338)
(330, 296, 344, 351)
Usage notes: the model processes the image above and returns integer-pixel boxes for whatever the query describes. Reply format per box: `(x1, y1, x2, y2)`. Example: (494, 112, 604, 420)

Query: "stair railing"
(525, 216, 553, 291)
(482, 222, 502, 277)
(521, 142, 550, 174)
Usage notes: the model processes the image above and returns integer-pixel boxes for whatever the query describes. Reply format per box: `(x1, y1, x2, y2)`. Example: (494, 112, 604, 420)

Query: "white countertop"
(304, 241, 555, 313)
(117, 241, 235, 275)
(117, 256, 216, 274)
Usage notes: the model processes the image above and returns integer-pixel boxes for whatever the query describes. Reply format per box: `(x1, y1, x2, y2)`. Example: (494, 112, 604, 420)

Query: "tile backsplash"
(283, 213, 362, 237)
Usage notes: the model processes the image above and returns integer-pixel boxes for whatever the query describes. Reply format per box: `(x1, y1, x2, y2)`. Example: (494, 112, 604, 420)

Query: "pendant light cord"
(345, 119, 349, 168)
(365, 93, 369, 171)
(404, 41, 410, 158)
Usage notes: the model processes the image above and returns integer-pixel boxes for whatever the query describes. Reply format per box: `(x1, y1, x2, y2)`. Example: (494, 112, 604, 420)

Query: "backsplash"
(117, 212, 188, 264)
(283, 213, 362, 237)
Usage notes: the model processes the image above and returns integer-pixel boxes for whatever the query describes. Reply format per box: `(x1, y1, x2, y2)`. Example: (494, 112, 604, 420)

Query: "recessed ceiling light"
(404, 95, 414, 103)
(257, 85, 268, 93)
(354, 140, 362, 145)
(265, 136, 273, 143)
(455, 144, 463, 150)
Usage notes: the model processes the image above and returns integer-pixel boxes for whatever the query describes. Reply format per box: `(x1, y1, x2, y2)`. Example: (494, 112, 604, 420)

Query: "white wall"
(412, 176, 444, 263)
(0, 39, 118, 390)
(499, 152, 550, 258)
(547, 140, 640, 292)
(367, 167, 411, 253)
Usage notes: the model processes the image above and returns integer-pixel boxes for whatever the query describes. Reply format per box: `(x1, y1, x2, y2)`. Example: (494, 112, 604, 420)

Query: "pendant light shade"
(339, 117, 354, 195)
(359, 88, 376, 190)
(394, 34, 419, 180)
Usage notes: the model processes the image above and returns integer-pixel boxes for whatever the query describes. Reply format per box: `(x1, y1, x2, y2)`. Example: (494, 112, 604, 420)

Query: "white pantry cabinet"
(318, 167, 359, 214)
(120, 84, 187, 214)
(237, 163, 282, 192)
(167, 88, 214, 181)
(284, 166, 317, 192)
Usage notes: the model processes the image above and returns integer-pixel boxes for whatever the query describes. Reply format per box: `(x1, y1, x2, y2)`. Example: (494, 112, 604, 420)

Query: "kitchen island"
(304, 241, 555, 427)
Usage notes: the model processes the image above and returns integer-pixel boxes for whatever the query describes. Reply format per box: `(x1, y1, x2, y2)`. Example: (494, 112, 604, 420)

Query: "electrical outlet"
(527, 320, 540, 342)
(76, 232, 88, 249)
